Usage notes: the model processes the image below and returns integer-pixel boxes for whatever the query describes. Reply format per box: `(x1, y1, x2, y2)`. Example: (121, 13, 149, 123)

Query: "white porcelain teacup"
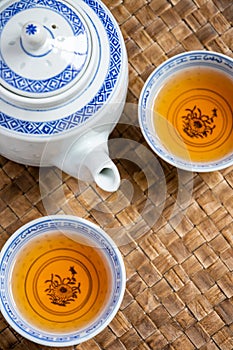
(0, 215, 126, 347)
(138, 51, 233, 172)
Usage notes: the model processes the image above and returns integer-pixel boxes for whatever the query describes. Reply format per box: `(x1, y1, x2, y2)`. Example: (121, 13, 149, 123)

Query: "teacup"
(138, 51, 233, 171)
(0, 215, 126, 347)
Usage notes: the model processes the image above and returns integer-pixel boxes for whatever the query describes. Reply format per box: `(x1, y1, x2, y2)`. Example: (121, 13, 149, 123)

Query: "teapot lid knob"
(21, 22, 47, 52)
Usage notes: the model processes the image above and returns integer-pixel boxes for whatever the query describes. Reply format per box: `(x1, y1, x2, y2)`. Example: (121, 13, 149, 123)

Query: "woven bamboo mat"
(0, 0, 233, 349)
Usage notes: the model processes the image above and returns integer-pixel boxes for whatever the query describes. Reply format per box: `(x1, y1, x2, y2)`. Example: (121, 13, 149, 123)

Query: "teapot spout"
(52, 133, 120, 192)
(84, 150, 120, 192)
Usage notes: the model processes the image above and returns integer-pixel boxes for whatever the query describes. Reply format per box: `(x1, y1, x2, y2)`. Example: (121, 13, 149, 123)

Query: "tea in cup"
(0, 216, 126, 347)
(139, 51, 233, 171)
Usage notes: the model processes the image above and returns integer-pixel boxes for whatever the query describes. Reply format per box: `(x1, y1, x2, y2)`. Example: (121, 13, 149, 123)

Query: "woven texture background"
(0, 0, 233, 349)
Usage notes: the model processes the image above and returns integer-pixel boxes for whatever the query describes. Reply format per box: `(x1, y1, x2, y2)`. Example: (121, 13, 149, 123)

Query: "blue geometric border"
(0, 0, 88, 94)
(0, 0, 122, 135)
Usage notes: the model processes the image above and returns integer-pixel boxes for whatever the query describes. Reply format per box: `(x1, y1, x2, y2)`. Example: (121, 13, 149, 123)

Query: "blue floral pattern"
(25, 23, 38, 35)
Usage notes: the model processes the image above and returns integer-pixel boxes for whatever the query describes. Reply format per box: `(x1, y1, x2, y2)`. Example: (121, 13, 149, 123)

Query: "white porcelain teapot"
(0, 0, 128, 191)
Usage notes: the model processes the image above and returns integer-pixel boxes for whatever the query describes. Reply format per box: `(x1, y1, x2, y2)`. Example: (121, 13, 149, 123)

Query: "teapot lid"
(0, 0, 92, 98)
(0, 0, 126, 136)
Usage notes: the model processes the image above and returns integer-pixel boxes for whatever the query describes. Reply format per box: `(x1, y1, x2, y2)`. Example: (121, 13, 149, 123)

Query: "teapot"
(0, 0, 128, 192)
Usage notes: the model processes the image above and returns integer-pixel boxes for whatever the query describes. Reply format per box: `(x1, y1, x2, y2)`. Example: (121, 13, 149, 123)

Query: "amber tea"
(10, 230, 111, 333)
(153, 66, 233, 163)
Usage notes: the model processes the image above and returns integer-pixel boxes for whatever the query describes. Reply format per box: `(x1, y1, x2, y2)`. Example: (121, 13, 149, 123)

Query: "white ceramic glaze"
(0, 215, 126, 346)
(138, 51, 233, 172)
(0, 0, 128, 191)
